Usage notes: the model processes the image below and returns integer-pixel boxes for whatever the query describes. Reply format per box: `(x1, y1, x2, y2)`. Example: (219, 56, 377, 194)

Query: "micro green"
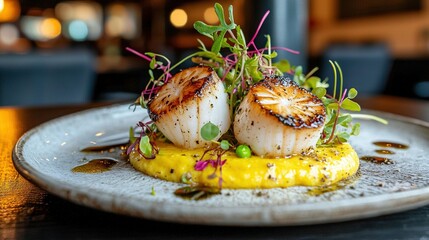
(126, 3, 387, 189)
(318, 60, 386, 145)
(126, 120, 159, 159)
(201, 122, 220, 141)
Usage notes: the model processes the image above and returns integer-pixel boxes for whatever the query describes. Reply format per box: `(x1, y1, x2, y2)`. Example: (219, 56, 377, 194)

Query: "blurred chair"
(320, 43, 391, 96)
(0, 48, 96, 107)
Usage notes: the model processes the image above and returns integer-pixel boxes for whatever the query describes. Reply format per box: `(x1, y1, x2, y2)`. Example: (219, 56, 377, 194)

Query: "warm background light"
(0, 0, 21, 22)
(21, 16, 62, 41)
(105, 3, 141, 39)
(55, 1, 102, 40)
(203, 7, 218, 24)
(0, 23, 18, 45)
(170, 8, 188, 28)
(40, 18, 61, 39)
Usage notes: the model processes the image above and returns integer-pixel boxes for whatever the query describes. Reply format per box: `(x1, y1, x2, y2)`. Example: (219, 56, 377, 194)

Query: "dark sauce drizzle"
(373, 141, 409, 149)
(375, 149, 395, 155)
(360, 156, 393, 165)
(360, 141, 409, 165)
(72, 159, 118, 173)
(307, 170, 361, 196)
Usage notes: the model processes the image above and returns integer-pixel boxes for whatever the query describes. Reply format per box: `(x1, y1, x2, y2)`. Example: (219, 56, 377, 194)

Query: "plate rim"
(12, 104, 429, 226)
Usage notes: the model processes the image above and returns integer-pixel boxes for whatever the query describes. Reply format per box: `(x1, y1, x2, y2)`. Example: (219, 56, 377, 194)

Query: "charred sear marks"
(250, 76, 325, 128)
(147, 65, 216, 121)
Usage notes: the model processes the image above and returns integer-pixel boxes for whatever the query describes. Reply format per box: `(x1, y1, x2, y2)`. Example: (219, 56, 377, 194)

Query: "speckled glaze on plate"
(13, 104, 429, 226)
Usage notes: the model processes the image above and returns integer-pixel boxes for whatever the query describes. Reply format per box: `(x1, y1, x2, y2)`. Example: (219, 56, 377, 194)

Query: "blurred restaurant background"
(1, 0, 429, 106)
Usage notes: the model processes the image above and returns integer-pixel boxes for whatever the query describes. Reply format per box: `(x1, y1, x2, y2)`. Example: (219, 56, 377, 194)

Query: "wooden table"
(1, 95, 429, 239)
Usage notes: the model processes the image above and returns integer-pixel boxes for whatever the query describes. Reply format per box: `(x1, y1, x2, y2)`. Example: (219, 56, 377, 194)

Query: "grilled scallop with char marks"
(148, 65, 230, 149)
(233, 76, 326, 157)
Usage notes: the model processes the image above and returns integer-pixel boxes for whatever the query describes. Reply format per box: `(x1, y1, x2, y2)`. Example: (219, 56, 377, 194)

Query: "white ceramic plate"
(13, 104, 429, 226)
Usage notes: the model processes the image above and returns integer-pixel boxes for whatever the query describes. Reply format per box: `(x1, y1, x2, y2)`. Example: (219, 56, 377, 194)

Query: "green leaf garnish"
(341, 98, 361, 112)
(348, 88, 358, 99)
(181, 172, 193, 184)
(351, 123, 361, 136)
(127, 2, 388, 156)
(220, 140, 230, 150)
(149, 57, 156, 69)
(201, 122, 220, 141)
(193, 21, 223, 37)
(312, 87, 326, 99)
(273, 59, 290, 73)
(129, 127, 136, 144)
(124, 3, 392, 196)
(349, 114, 388, 125)
(139, 135, 152, 158)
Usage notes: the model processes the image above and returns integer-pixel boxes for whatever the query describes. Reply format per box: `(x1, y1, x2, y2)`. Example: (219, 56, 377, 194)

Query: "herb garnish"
(127, 3, 387, 192)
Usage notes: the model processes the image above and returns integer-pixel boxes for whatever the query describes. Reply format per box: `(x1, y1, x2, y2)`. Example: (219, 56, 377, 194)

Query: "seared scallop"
(233, 76, 326, 157)
(147, 65, 230, 149)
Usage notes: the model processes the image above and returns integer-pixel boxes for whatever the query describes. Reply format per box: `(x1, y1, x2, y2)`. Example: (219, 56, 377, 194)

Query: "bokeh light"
(105, 3, 140, 39)
(55, 2, 73, 20)
(0, 0, 21, 22)
(170, 8, 187, 28)
(55, 1, 102, 40)
(0, 23, 19, 45)
(106, 16, 123, 37)
(203, 7, 218, 24)
(21, 16, 61, 41)
(21, 16, 42, 41)
(40, 18, 61, 39)
(415, 81, 429, 98)
(68, 20, 89, 41)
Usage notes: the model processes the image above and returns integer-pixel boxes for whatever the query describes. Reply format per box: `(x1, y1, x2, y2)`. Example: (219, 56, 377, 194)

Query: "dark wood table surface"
(1, 95, 429, 239)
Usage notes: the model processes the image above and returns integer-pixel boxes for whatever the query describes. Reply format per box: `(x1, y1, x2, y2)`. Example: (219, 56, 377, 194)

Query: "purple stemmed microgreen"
(193, 3, 303, 119)
(129, 3, 312, 124)
(314, 60, 386, 145)
(128, 2, 386, 157)
(193, 122, 229, 189)
(173, 122, 227, 200)
(127, 120, 159, 159)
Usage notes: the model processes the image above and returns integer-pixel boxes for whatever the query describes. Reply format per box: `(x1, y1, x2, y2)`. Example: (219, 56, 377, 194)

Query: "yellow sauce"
(129, 141, 359, 189)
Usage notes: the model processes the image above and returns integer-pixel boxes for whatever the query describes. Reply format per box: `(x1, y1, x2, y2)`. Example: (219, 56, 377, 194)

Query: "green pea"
(236, 144, 251, 158)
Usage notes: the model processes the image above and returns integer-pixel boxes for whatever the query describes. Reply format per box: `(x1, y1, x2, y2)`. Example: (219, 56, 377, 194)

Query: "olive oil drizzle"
(373, 141, 409, 149)
(307, 170, 361, 196)
(360, 156, 393, 165)
(375, 149, 395, 154)
(360, 141, 409, 165)
(72, 159, 118, 173)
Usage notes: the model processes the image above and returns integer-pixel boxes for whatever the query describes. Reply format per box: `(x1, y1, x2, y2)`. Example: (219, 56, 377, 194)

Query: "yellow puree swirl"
(129, 141, 359, 189)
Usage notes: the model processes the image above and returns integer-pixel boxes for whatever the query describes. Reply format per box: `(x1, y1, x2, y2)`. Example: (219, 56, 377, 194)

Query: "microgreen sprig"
(313, 60, 386, 145)
(127, 121, 159, 159)
(312, 61, 362, 145)
(127, 2, 386, 165)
